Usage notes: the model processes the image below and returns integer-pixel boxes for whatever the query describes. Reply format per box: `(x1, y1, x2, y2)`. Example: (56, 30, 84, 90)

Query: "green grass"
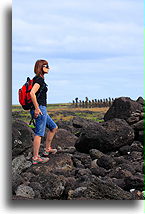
(12, 104, 107, 124)
(46, 103, 72, 109)
(74, 111, 104, 122)
(12, 103, 72, 111)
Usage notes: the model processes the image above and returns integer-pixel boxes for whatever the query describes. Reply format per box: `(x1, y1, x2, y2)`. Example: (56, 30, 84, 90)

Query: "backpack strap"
(29, 114, 36, 127)
(30, 78, 47, 110)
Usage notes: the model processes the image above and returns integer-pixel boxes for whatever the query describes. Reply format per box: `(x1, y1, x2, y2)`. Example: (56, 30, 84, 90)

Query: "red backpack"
(18, 77, 34, 110)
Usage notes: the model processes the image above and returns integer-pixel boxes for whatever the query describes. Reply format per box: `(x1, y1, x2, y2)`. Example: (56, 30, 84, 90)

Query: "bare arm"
(30, 83, 42, 117)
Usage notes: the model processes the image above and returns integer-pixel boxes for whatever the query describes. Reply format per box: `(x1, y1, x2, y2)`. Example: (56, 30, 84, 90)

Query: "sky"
(12, 0, 143, 104)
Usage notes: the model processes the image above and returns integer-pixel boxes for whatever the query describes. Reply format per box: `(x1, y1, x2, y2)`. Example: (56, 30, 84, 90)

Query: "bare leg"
(45, 127, 58, 151)
(33, 135, 41, 158)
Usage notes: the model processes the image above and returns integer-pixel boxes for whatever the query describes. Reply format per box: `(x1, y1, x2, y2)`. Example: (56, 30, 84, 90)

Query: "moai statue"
(100, 99, 103, 107)
(92, 99, 95, 108)
(112, 98, 114, 105)
(82, 100, 85, 108)
(89, 100, 91, 108)
(96, 99, 99, 107)
(105, 98, 109, 107)
(72, 100, 75, 108)
(108, 97, 112, 107)
(75, 97, 78, 108)
(103, 98, 106, 107)
(97, 99, 100, 107)
(94, 99, 97, 107)
(85, 97, 88, 108)
(79, 100, 82, 108)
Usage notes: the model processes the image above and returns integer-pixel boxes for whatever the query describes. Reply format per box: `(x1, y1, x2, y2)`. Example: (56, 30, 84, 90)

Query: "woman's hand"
(34, 108, 43, 118)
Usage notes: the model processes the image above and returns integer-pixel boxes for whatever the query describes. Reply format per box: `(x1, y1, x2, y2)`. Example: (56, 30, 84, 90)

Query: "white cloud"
(12, 0, 143, 104)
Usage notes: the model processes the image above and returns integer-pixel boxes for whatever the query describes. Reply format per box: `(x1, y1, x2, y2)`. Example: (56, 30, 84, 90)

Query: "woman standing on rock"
(30, 59, 58, 164)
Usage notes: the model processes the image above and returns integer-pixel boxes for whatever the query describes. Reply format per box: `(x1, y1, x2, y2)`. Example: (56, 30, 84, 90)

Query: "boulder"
(45, 128, 78, 149)
(15, 184, 35, 199)
(139, 112, 144, 120)
(132, 161, 143, 174)
(20, 172, 35, 183)
(83, 177, 133, 200)
(75, 122, 109, 153)
(68, 187, 87, 200)
(58, 117, 99, 137)
(136, 97, 144, 106)
(124, 174, 144, 191)
(102, 119, 135, 150)
(130, 151, 143, 161)
(137, 131, 144, 143)
(72, 157, 85, 169)
(112, 169, 133, 179)
(28, 171, 67, 200)
(59, 146, 76, 154)
(75, 118, 134, 153)
(12, 155, 32, 177)
(63, 177, 77, 193)
(111, 178, 126, 190)
(53, 120, 76, 135)
(117, 163, 136, 175)
(131, 190, 144, 200)
(132, 120, 144, 131)
(72, 116, 93, 128)
(90, 166, 108, 177)
(72, 152, 92, 168)
(12, 174, 23, 194)
(41, 174, 66, 199)
(75, 168, 92, 179)
(97, 155, 115, 170)
(75, 173, 94, 188)
(113, 156, 129, 165)
(89, 149, 104, 160)
(28, 153, 74, 177)
(119, 145, 130, 155)
(126, 116, 140, 125)
(104, 97, 143, 121)
(12, 120, 34, 158)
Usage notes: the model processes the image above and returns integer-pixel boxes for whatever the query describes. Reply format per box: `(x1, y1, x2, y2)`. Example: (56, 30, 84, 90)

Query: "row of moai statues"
(72, 97, 114, 108)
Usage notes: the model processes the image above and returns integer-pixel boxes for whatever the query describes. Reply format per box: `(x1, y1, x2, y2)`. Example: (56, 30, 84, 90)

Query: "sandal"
(43, 147, 57, 156)
(32, 156, 49, 165)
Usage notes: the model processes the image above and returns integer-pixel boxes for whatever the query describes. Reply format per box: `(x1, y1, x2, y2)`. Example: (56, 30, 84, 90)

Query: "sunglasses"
(43, 64, 50, 69)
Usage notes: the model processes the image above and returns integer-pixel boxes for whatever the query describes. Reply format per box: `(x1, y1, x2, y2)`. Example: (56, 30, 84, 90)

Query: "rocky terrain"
(12, 97, 144, 200)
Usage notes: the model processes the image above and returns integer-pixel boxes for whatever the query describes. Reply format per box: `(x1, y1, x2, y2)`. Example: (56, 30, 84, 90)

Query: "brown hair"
(34, 59, 48, 77)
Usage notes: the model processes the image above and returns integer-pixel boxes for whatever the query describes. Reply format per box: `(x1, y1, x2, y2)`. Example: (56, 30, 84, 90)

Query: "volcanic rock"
(124, 174, 144, 191)
(12, 174, 23, 194)
(75, 118, 134, 153)
(15, 184, 35, 199)
(132, 120, 144, 131)
(89, 149, 104, 160)
(104, 97, 143, 121)
(119, 145, 130, 155)
(97, 155, 115, 170)
(28, 153, 73, 177)
(41, 173, 66, 199)
(12, 155, 32, 177)
(90, 166, 108, 177)
(130, 141, 143, 153)
(84, 177, 133, 200)
(68, 187, 87, 200)
(45, 128, 78, 149)
(137, 131, 144, 143)
(12, 120, 34, 158)
(136, 97, 144, 106)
